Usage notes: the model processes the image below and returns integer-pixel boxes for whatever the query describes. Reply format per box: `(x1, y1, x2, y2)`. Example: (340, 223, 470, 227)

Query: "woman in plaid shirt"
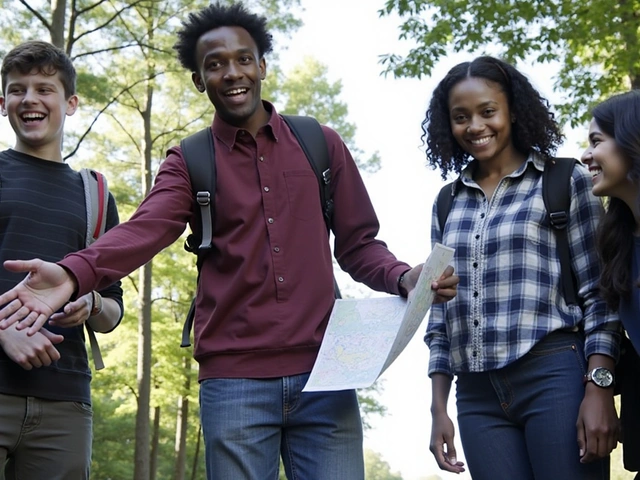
(424, 56, 620, 480)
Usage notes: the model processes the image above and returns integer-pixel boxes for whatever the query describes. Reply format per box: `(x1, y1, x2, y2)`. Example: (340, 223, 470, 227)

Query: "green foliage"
(0, 0, 391, 476)
(379, 0, 640, 127)
(364, 449, 404, 480)
(273, 57, 381, 173)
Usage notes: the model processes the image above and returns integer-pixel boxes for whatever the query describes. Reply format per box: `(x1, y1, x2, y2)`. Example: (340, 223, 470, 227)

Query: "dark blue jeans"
(455, 331, 609, 480)
(199, 373, 364, 479)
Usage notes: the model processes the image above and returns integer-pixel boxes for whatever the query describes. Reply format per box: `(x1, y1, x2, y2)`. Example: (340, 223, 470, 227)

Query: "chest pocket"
(284, 170, 321, 221)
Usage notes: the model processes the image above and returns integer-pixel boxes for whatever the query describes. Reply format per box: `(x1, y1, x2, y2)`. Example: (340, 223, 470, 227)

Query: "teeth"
(22, 113, 45, 121)
(226, 88, 247, 96)
(590, 167, 602, 178)
(470, 136, 491, 146)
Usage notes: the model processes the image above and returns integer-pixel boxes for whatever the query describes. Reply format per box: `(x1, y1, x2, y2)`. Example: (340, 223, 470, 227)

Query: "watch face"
(591, 367, 614, 387)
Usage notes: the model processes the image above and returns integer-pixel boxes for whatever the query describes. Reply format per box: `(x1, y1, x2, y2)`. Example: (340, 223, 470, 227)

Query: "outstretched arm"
(0, 259, 77, 334)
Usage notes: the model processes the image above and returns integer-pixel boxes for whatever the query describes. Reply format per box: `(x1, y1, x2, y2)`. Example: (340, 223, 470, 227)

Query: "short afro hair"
(423, 56, 564, 179)
(174, 2, 273, 73)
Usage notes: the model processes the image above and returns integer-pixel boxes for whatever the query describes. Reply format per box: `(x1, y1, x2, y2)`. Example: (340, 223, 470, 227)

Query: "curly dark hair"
(173, 2, 273, 73)
(1, 40, 76, 98)
(593, 90, 640, 309)
(422, 56, 564, 179)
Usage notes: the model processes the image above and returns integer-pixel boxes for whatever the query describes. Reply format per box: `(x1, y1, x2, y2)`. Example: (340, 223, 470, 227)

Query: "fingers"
(49, 296, 90, 328)
(577, 419, 586, 460)
(2, 259, 40, 274)
(26, 314, 51, 336)
(430, 439, 465, 473)
(40, 328, 64, 345)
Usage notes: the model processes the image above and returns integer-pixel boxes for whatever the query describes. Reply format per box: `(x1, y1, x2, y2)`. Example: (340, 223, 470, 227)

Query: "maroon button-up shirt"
(60, 102, 410, 380)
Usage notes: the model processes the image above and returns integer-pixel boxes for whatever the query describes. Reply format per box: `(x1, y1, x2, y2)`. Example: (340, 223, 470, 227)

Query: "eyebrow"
(588, 131, 602, 141)
(450, 100, 498, 112)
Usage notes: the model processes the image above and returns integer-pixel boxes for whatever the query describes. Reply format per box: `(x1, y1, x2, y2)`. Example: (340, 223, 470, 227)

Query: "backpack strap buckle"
(196, 191, 210, 206)
(549, 211, 568, 229)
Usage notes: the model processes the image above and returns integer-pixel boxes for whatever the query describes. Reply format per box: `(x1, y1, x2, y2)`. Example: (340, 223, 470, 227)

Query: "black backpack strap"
(436, 181, 456, 233)
(180, 127, 216, 347)
(543, 157, 578, 306)
(281, 115, 334, 231)
(281, 115, 341, 300)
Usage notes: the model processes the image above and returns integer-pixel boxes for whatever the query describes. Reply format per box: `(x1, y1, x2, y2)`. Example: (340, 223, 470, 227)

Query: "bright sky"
(278, 1, 587, 479)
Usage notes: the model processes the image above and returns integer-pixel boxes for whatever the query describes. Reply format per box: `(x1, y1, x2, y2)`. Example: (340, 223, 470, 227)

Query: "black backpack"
(179, 115, 341, 347)
(436, 157, 578, 306)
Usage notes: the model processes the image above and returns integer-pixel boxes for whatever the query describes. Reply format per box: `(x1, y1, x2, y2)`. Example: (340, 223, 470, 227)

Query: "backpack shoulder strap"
(179, 127, 216, 348)
(281, 115, 341, 300)
(436, 181, 456, 233)
(181, 127, 216, 256)
(281, 115, 334, 232)
(543, 157, 578, 306)
(80, 168, 109, 246)
(80, 167, 109, 370)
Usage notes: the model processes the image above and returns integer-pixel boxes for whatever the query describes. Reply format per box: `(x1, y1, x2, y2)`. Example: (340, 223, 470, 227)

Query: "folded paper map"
(303, 243, 455, 392)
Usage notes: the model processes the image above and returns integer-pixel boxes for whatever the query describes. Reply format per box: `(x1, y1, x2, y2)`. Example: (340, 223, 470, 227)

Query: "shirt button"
(259, 156, 264, 162)
(474, 320, 479, 326)
(475, 235, 480, 240)
(480, 213, 485, 219)
(268, 218, 274, 224)
(274, 247, 280, 252)
(473, 262, 478, 268)
(278, 276, 284, 282)
(264, 186, 270, 192)
(473, 291, 478, 298)
(472, 350, 477, 357)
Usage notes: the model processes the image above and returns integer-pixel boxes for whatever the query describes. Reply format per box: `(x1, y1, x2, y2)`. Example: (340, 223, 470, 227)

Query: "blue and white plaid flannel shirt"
(426, 153, 620, 377)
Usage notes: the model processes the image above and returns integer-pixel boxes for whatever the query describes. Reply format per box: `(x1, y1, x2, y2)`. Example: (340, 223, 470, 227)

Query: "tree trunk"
(150, 406, 161, 480)
(50, 0, 66, 48)
(133, 71, 155, 480)
(173, 357, 191, 480)
(190, 424, 202, 480)
(133, 260, 153, 480)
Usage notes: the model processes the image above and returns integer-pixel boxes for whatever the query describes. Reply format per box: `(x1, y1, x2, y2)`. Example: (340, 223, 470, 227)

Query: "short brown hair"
(1, 41, 76, 98)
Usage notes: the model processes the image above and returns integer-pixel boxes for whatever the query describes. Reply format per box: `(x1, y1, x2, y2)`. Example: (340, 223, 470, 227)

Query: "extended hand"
(0, 259, 76, 334)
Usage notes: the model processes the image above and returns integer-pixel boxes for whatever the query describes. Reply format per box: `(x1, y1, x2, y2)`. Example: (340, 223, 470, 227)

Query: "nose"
(467, 116, 484, 134)
(223, 62, 243, 81)
(21, 87, 37, 104)
(580, 147, 592, 165)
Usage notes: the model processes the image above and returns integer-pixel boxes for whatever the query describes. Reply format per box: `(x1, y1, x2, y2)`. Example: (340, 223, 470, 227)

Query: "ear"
(0, 96, 6, 117)
(66, 94, 79, 116)
(192, 72, 206, 93)
(259, 57, 267, 81)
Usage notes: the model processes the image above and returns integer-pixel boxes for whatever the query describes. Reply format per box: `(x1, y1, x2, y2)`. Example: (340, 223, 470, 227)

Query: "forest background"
(0, 0, 637, 478)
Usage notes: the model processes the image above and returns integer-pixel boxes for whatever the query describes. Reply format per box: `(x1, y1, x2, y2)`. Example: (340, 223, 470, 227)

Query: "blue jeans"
(455, 331, 609, 480)
(199, 373, 364, 480)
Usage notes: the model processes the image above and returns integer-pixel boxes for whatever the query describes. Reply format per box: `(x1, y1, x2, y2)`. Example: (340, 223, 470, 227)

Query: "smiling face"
(448, 77, 520, 168)
(581, 119, 634, 200)
(191, 26, 268, 135)
(0, 69, 78, 162)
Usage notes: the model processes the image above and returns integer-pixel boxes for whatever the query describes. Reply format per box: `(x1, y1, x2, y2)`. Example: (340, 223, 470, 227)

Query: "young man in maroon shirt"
(0, 3, 458, 478)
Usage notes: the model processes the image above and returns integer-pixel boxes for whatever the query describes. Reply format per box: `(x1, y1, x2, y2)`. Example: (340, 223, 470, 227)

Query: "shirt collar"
(455, 151, 544, 193)
(212, 100, 280, 150)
